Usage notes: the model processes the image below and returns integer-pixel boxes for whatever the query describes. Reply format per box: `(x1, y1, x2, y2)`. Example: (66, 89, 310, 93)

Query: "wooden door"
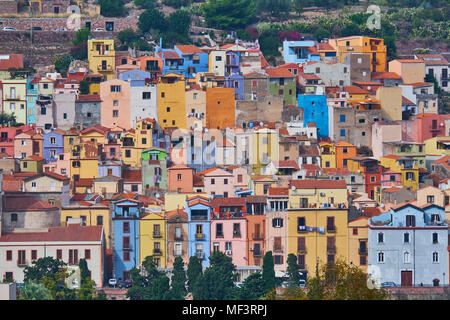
(401, 271, 412, 287)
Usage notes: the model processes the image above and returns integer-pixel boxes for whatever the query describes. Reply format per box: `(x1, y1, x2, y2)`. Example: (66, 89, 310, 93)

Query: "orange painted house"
(335, 141, 357, 168)
(168, 164, 194, 193)
(245, 195, 267, 267)
(206, 87, 235, 130)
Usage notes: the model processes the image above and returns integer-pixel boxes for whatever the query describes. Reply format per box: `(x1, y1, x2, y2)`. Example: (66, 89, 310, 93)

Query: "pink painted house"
(402, 113, 450, 143)
(380, 169, 402, 188)
(226, 165, 249, 190)
(199, 167, 235, 197)
(210, 197, 247, 267)
(100, 79, 131, 130)
(0, 126, 19, 156)
(43, 152, 70, 177)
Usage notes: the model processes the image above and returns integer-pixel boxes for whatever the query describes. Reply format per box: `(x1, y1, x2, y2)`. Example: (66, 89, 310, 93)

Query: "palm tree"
(18, 281, 52, 300)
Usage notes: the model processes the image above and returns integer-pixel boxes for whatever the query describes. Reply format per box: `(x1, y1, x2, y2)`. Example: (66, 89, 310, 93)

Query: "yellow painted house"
(347, 216, 369, 273)
(70, 141, 99, 181)
(251, 127, 279, 175)
(164, 192, 209, 211)
(139, 210, 167, 267)
(79, 125, 109, 145)
(88, 38, 115, 81)
(250, 175, 277, 196)
(319, 142, 336, 169)
(157, 73, 187, 129)
(120, 118, 154, 167)
(1, 79, 28, 125)
(61, 201, 111, 248)
(289, 179, 348, 209)
(287, 205, 349, 276)
(20, 155, 45, 173)
(328, 36, 387, 73)
(380, 154, 419, 191)
(63, 130, 80, 154)
(424, 136, 450, 156)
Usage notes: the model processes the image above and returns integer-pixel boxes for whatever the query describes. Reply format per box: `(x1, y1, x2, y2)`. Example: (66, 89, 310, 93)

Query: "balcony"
(327, 246, 336, 254)
(253, 250, 262, 257)
(196, 251, 205, 260)
(216, 232, 224, 238)
(297, 226, 307, 233)
(327, 226, 336, 233)
(98, 65, 113, 72)
(153, 249, 162, 256)
(252, 233, 264, 240)
(299, 264, 307, 271)
(174, 234, 184, 241)
(174, 250, 184, 256)
(17, 260, 27, 267)
(123, 247, 131, 251)
(195, 233, 205, 240)
(0, 138, 13, 143)
(358, 247, 367, 255)
(153, 231, 163, 238)
(273, 246, 283, 253)
(429, 126, 441, 132)
(233, 231, 241, 238)
(4, 94, 22, 101)
(297, 247, 307, 254)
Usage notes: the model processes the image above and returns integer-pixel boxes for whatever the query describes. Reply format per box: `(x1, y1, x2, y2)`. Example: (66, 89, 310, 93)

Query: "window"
(353, 228, 358, 235)
(406, 215, 415, 227)
(4, 272, 13, 282)
(110, 85, 121, 92)
(131, 184, 138, 192)
(274, 255, 283, 265)
(224, 178, 228, 185)
(63, 113, 67, 119)
(216, 223, 223, 237)
(125, 150, 131, 158)
(123, 251, 130, 261)
(432, 232, 438, 244)
(340, 129, 345, 137)
(85, 249, 91, 260)
(123, 222, 130, 233)
(378, 232, 384, 243)
(351, 176, 356, 183)
(211, 178, 215, 185)
(177, 174, 182, 181)
(427, 195, 434, 203)
(404, 251, 410, 263)
(142, 92, 151, 100)
(433, 252, 439, 263)
(406, 172, 414, 180)
(297, 217, 306, 231)
(233, 223, 241, 237)
(273, 218, 283, 228)
(339, 114, 346, 122)
(378, 251, 384, 263)
(6, 250, 12, 261)
(161, 92, 165, 98)
(404, 233, 409, 243)
(56, 249, 62, 260)
(11, 213, 17, 223)
(123, 237, 130, 249)
(97, 215, 103, 226)
(142, 138, 147, 145)
(361, 131, 366, 136)
(166, 107, 170, 112)
(360, 256, 367, 266)
(113, 110, 119, 117)
(69, 249, 78, 265)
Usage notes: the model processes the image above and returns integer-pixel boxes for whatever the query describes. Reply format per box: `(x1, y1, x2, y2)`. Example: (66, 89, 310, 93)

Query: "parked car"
(108, 278, 117, 287)
(299, 279, 306, 288)
(29, 27, 42, 31)
(381, 281, 397, 287)
(3, 27, 17, 31)
(118, 279, 132, 288)
(55, 28, 67, 31)
(94, 28, 105, 32)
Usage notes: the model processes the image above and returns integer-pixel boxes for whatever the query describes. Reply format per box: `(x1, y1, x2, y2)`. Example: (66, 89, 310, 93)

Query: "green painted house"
(266, 67, 297, 106)
(142, 147, 168, 190)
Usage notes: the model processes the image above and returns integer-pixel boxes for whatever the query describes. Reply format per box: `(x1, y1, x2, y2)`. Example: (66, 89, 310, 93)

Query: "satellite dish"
(291, 186, 296, 191)
(259, 122, 263, 127)
(155, 193, 160, 198)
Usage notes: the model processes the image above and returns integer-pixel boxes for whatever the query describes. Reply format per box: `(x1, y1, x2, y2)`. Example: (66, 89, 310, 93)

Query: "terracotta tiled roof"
(371, 72, 401, 79)
(80, 124, 109, 135)
(265, 67, 295, 78)
(0, 224, 103, 242)
(407, 82, 433, 87)
(395, 59, 424, 63)
(23, 155, 45, 161)
(75, 178, 94, 187)
(382, 154, 402, 160)
(245, 195, 267, 203)
(402, 96, 416, 106)
(211, 197, 245, 207)
(163, 51, 181, 60)
(166, 208, 188, 219)
(290, 179, 346, 189)
(318, 43, 335, 51)
(197, 167, 219, 175)
(0, 54, 23, 70)
(193, 173, 204, 187)
(274, 160, 300, 170)
(433, 155, 450, 170)
(299, 145, 319, 157)
(176, 45, 203, 54)
(123, 169, 142, 182)
(300, 73, 321, 80)
(307, 46, 318, 54)
(383, 186, 403, 193)
(335, 141, 354, 147)
(322, 167, 350, 175)
(168, 164, 193, 170)
(268, 187, 289, 196)
(416, 54, 449, 66)
(344, 86, 370, 94)
(251, 175, 274, 181)
(76, 94, 102, 103)
(3, 194, 58, 212)
(362, 207, 381, 217)
(65, 72, 85, 84)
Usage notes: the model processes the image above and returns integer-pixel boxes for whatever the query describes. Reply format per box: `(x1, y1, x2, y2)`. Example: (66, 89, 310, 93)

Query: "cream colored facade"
(376, 86, 402, 121)
(388, 60, 425, 84)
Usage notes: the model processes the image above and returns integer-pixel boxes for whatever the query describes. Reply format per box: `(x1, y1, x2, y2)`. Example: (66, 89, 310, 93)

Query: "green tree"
(0, 112, 16, 126)
(257, 0, 292, 17)
(138, 8, 167, 34)
(162, 0, 190, 8)
(202, 0, 257, 30)
(262, 251, 275, 292)
(187, 256, 202, 293)
(193, 251, 237, 300)
(314, 27, 331, 41)
(126, 256, 165, 300)
(306, 259, 390, 300)
(237, 272, 266, 300)
(117, 28, 140, 49)
(79, 80, 90, 94)
(72, 27, 91, 47)
(286, 254, 300, 288)
(98, 0, 126, 17)
(18, 282, 52, 300)
(54, 55, 73, 75)
(152, 275, 171, 300)
(134, 0, 156, 9)
(168, 9, 191, 36)
(170, 256, 187, 300)
(425, 73, 441, 95)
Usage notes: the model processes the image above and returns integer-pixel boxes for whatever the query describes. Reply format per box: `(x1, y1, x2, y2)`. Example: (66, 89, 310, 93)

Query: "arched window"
(403, 251, 410, 263)
(433, 252, 439, 263)
(378, 251, 384, 263)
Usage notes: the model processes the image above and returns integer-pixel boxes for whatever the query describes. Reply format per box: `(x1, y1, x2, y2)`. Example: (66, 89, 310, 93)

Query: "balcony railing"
(0, 138, 13, 143)
(253, 250, 262, 257)
(195, 233, 205, 240)
(98, 65, 113, 72)
(358, 247, 367, 255)
(297, 226, 307, 233)
(153, 231, 162, 238)
(327, 226, 336, 233)
(327, 246, 336, 254)
(429, 126, 441, 132)
(174, 234, 184, 241)
(299, 264, 307, 271)
(216, 232, 224, 238)
(273, 246, 283, 253)
(17, 260, 27, 267)
(174, 250, 184, 256)
(297, 247, 307, 254)
(252, 233, 264, 240)
(153, 249, 162, 256)
(196, 251, 205, 260)
(233, 231, 241, 238)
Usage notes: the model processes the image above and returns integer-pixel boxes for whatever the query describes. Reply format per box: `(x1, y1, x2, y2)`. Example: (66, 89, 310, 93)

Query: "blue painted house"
(98, 160, 122, 178)
(225, 74, 244, 100)
(368, 203, 448, 287)
(225, 51, 240, 76)
(283, 40, 320, 64)
(119, 69, 152, 86)
(186, 195, 211, 267)
(174, 45, 209, 78)
(26, 78, 37, 125)
(298, 94, 329, 137)
(112, 198, 142, 280)
(158, 49, 184, 75)
(42, 128, 65, 163)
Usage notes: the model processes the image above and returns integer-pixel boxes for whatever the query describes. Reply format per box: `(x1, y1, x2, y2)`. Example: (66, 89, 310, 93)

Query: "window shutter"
(272, 219, 276, 227)
(280, 218, 283, 227)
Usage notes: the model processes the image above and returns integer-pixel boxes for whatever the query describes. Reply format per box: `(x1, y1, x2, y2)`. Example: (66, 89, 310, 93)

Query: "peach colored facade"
(211, 217, 247, 266)
(247, 214, 267, 267)
(371, 122, 403, 159)
(100, 79, 131, 129)
(14, 132, 34, 159)
(186, 88, 206, 130)
(229, 166, 249, 189)
(265, 211, 287, 272)
(43, 152, 70, 177)
(388, 59, 425, 85)
(376, 86, 402, 121)
(203, 168, 235, 197)
(168, 165, 194, 193)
